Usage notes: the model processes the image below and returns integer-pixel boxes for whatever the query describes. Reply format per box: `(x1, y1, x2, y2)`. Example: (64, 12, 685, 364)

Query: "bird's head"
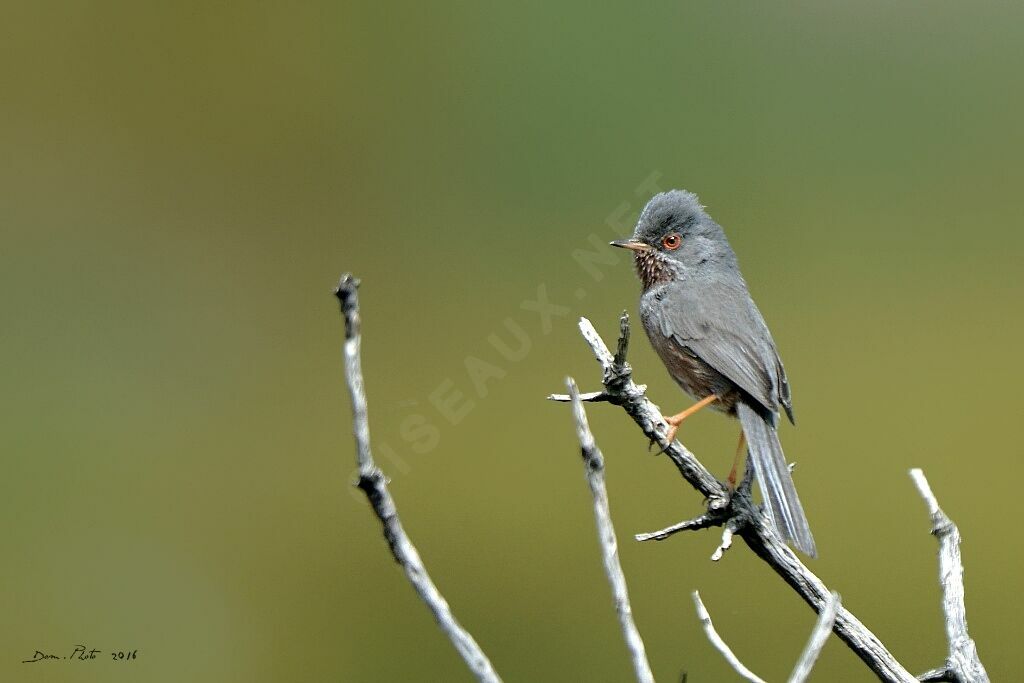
(611, 190, 734, 288)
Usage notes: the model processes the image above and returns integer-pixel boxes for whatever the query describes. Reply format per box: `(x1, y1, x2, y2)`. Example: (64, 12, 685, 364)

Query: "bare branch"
(909, 469, 989, 683)
(334, 275, 501, 683)
(635, 513, 717, 542)
(788, 591, 840, 683)
(693, 589, 840, 683)
(692, 591, 767, 683)
(559, 315, 918, 683)
(566, 378, 655, 683)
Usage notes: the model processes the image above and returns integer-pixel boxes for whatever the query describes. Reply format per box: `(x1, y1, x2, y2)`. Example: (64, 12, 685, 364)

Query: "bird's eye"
(661, 233, 682, 250)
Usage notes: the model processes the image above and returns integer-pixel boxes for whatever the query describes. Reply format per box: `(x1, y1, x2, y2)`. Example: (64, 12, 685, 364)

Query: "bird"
(611, 189, 816, 557)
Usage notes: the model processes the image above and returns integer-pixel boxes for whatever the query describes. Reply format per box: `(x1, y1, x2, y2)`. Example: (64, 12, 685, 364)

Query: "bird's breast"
(639, 292, 741, 415)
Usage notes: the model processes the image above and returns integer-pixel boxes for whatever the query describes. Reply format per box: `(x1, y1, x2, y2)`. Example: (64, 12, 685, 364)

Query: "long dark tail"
(737, 402, 817, 557)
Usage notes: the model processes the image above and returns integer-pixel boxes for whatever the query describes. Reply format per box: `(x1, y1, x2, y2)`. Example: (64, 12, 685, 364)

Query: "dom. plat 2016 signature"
(22, 645, 138, 663)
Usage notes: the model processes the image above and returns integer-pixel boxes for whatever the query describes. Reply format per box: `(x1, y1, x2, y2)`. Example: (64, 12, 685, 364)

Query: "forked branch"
(691, 590, 839, 683)
(550, 314, 924, 682)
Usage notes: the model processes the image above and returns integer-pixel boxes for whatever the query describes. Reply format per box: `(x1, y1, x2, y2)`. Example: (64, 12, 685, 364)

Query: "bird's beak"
(610, 239, 651, 252)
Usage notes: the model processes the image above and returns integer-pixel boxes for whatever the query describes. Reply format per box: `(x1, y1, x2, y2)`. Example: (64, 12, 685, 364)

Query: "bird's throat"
(634, 250, 674, 289)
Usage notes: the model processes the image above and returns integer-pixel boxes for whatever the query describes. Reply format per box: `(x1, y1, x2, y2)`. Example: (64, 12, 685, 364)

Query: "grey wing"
(652, 278, 793, 422)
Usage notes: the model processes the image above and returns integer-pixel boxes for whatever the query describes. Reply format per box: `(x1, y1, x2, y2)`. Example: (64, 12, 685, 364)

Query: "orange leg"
(727, 430, 746, 489)
(662, 394, 719, 444)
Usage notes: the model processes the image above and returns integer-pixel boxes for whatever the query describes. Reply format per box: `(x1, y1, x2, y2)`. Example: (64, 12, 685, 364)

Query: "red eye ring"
(662, 233, 682, 250)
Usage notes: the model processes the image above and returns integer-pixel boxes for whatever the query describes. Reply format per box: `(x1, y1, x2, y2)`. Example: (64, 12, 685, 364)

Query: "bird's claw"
(648, 437, 670, 455)
(648, 422, 678, 455)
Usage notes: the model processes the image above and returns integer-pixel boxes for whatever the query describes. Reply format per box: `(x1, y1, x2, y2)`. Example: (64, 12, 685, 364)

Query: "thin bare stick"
(788, 591, 840, 683)
(909, 469, 989, 683)
(553, 315, 918, 683)
(334, 274, 501, 683)
(635, 513, 716, 542)
(567, 378, 655, 683)
(692, 591, 767, 683)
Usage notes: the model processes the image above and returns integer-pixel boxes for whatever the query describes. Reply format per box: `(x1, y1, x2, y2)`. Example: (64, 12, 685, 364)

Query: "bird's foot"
(663, 420, 681, 445)
(648, 395, 720, 454)
(650, 395, 720, 453)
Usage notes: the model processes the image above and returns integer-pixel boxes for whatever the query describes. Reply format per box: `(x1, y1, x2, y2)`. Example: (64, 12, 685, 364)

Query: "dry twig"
(692, 591, 767, 683)
(566, 378, 655, 683)
(789, 591, 840, 683)
(334, 274, 501, 683)
(909, 469, 989, 683)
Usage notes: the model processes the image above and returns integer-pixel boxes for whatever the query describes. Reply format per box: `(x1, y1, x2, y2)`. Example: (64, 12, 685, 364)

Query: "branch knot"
(334, 274, 362, 339)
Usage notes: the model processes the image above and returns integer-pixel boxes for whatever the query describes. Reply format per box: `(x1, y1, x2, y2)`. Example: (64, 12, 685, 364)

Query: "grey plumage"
(614, 189, 815, 557)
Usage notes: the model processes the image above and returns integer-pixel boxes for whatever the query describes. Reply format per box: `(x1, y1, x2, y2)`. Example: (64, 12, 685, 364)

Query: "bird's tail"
(737, 402, 817, 557)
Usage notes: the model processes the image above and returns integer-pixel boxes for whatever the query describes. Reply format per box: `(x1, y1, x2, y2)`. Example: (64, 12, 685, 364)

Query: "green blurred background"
(3, 1, 1022, 681)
